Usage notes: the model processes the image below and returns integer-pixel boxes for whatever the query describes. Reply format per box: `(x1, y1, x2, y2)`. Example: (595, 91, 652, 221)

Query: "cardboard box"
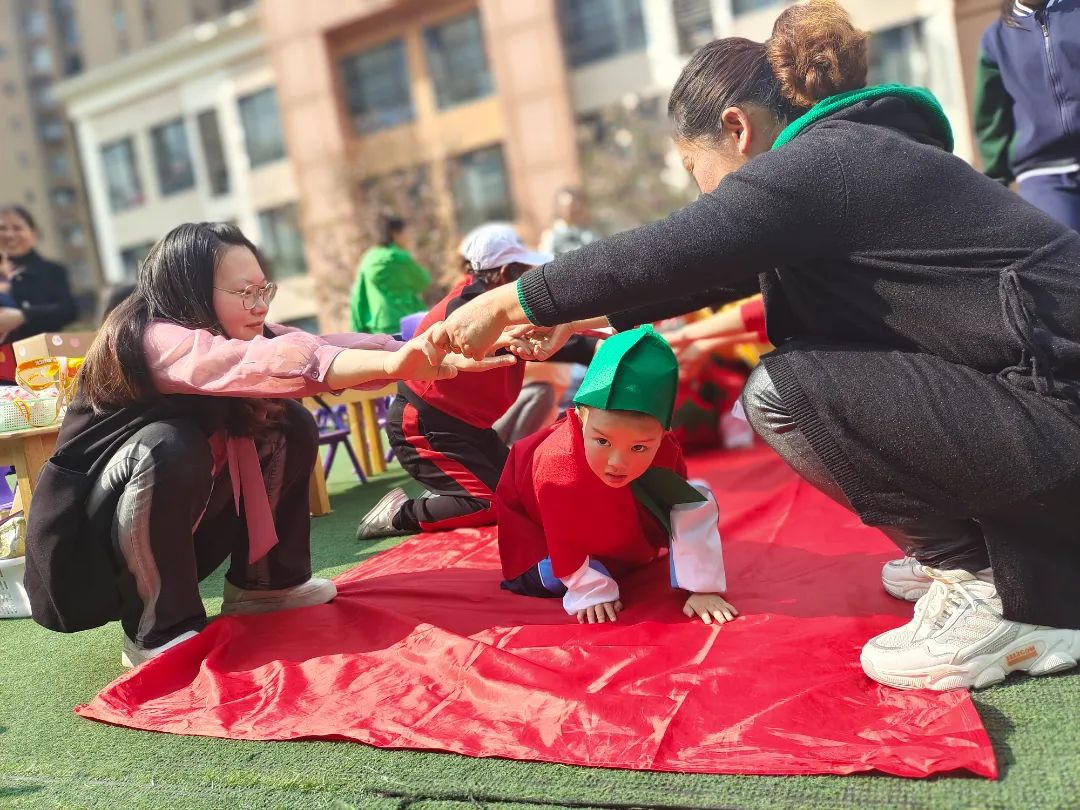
(13, 331, 96, 362)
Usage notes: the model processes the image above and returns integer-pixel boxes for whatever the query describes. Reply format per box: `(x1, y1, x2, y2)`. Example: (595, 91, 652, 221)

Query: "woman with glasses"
(24, 222, 513, 668)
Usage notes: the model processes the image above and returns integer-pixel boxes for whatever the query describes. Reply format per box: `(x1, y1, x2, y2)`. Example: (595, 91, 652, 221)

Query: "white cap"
(460, 222, 552, 272)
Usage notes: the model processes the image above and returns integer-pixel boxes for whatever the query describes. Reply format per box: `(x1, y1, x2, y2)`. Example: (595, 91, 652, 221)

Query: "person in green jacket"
(350, 214, 431, 334)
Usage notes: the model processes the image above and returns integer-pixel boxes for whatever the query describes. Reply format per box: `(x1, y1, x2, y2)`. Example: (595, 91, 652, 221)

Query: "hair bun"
(766, 0, 868, 109)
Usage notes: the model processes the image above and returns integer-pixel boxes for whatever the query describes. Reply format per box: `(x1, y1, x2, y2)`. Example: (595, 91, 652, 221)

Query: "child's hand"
(683, 593, 738, 625)
(384, 326, 516, 381)
(576, 599, 623, 624)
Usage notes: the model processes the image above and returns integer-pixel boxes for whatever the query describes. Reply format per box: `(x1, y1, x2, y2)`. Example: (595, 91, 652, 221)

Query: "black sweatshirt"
(7, 249, 78, 342)
(517, 87, 1080, 628)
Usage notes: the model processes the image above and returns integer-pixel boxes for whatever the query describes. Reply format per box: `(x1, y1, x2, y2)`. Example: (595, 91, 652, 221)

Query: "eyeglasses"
(213, 281, 277, 311)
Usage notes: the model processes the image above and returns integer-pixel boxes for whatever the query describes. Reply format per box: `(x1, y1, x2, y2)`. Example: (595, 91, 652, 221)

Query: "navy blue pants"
(1019, 171, 1080, 232)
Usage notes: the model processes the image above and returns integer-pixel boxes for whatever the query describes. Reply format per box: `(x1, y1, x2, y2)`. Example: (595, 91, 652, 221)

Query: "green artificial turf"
(1, 455, 1077, 809)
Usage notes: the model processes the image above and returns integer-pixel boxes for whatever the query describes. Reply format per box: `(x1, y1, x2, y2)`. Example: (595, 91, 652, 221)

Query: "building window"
(869, 22, 928, 87)
(673, 0, 714, 54)
(23, 10, 46, 37)
(142, 0, 157, 41)
(61, 224, 84, 247)
(449, 144, 513, 233)
(63, 53, 82, 75)
(32, 81, 56, 108)
(30, 44, 53, 73)
(237, 87, 286, 167)
(257, 202, 308, 280)
(732, 0, 783, 14)
(54, 0, 81, 49)
(423, 12, 493, 110)
(39, 117, 65, 141)
(48, 151, 69, 177)
(557, 0, 646, 67)
(101, 137, 144, 212)
(196, 109, 230, 196)
(119, 241, 155, 281)
(339, 38, 414, 135)
(3, 81, 16, 97)
(150, 118, 195, 195)
(51, 186, 75, 207)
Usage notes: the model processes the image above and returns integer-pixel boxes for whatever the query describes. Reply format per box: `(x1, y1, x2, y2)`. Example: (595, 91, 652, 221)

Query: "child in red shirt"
(498, 326, 737, 625)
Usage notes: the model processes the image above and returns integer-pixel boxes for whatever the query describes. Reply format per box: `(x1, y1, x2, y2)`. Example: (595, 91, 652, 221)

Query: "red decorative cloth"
(76, 446, 996, 779)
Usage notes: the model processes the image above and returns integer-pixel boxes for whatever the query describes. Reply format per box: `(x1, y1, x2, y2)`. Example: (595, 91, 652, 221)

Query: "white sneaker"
(861, 568, 1080, 691)
(881, 556, 933, 601)
(221, 577, 337, 616)
(121, 630, 199, 668)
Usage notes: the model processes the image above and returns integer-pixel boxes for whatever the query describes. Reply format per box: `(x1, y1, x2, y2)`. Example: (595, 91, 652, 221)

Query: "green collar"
(771, 84, 954, 152)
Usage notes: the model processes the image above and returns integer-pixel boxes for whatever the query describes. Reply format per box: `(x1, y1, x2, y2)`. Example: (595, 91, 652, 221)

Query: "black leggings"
(741, 364, 991, 573)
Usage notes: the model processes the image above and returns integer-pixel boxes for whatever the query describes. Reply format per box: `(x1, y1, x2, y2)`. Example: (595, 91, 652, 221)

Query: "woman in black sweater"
(434, 0, 1080, 692)
(0, 205, 78, 376)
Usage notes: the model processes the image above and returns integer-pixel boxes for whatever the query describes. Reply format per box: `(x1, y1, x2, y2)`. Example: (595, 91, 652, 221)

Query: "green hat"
(574, 325, 678, 428)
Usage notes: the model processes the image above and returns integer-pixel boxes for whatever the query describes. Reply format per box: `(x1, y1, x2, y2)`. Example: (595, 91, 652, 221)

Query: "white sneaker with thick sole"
(121, 630, 199, 668)
(861, 567, 1080, 691)
(881, 556, 933, 601)
(221, 577, 337, 616)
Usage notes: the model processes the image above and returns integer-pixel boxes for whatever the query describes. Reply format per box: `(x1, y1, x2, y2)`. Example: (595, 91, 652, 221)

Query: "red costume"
(497, 409, 687, 582)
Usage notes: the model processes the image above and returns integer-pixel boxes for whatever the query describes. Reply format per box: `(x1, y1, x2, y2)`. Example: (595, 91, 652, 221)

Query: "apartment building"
(0, 0, 253, 300)
(52, 7, 316, 327)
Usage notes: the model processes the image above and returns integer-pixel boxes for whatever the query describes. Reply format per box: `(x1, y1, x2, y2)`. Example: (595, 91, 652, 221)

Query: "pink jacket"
(143, 321, 402, 563)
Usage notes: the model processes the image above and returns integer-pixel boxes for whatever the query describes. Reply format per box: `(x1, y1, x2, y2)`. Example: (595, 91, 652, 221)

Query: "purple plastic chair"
(311, 399, 367, 484)
(0, 469, 14, 514)
(399, 311, 427, 341)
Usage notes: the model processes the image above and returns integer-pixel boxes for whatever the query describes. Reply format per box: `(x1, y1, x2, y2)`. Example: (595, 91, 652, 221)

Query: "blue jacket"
(974, 0, 1080, 183)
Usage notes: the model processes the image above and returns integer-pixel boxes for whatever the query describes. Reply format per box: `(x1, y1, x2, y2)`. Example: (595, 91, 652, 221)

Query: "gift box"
(13, 331, 95, 364)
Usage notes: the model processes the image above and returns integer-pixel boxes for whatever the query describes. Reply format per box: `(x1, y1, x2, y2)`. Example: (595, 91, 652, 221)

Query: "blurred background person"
(350, 214, 431, 335)
(974, 0, 1080, 231)
(539, 187, 598, 257)
(0, 205, 78, 381)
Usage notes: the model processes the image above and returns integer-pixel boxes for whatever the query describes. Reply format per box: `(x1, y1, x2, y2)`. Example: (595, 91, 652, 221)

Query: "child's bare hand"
(576, 599, 623, 624)
(683, 593, 738, 625)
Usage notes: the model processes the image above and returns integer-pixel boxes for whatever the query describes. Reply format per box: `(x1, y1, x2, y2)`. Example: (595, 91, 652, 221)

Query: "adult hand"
(503, 323, 576, 361)
(430, 283, 523, 360)
(0, 307, 26, 334)
(382, 326, 516, 382)
(683, 593, 739, 625)
(576, 599, 623, 624)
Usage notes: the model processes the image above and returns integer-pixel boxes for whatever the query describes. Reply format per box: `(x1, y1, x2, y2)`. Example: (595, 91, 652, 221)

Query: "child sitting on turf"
(497, 325, 737, 625)
(356, 223, 594, 540)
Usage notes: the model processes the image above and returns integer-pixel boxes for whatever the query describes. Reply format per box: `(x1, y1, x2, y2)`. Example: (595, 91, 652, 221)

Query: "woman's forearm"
(325, 348, 398, 390)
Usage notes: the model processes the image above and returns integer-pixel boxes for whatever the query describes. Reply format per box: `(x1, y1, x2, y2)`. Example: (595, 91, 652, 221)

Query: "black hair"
(378, 214, 406, 247)
(668, 0, 867, 143)
(81, 222, 278, 431)
(0, 205, 37, 231)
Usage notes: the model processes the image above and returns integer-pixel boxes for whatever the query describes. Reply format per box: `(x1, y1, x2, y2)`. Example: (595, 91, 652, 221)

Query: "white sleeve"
(559, 557, 620, 614)
(669, 482, 727, 594)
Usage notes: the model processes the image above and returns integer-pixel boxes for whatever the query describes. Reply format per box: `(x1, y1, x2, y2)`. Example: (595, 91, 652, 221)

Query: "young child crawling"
(496, 325, 737, 624)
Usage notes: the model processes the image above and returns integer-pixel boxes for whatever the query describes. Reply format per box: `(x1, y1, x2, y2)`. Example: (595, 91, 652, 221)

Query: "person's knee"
(278, 399, 318, 468)
(135, 420, 214, 479)
(740, 364, 783, 438)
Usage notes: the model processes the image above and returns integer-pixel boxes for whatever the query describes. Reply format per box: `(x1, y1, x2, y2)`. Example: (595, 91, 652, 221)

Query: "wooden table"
(0, 424, 61, 516)
(305, 383, 396, 516)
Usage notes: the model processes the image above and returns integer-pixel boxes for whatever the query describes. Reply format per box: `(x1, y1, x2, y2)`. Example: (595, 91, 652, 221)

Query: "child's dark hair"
(378, 214, 406, 247)
(473, 261, 529, 286)
(0, 204, 37, 231)
(80, 222, 280, 433)
(668, 0, 867, 142)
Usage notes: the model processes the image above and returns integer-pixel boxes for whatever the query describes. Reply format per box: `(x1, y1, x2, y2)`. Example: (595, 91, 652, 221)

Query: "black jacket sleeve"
(607, 280, 760, 332)
(516, 135, 848, 327)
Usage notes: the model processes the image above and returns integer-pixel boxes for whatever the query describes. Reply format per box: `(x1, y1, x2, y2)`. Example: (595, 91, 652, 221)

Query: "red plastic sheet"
(77, 446, 996, 778)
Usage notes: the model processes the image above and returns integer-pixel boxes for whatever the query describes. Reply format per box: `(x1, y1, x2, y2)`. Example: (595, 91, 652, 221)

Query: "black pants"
(741, 364, 992, 573)
(385, 395, 509, 532)
(85, 399, 318, 648)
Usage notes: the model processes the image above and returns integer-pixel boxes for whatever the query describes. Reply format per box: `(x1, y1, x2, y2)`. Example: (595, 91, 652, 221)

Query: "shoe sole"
(120, 651, 135, 668)
(861, 629, 1080, 691)
(356, 525, 412, 542)
(222, 583, 337, 616)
